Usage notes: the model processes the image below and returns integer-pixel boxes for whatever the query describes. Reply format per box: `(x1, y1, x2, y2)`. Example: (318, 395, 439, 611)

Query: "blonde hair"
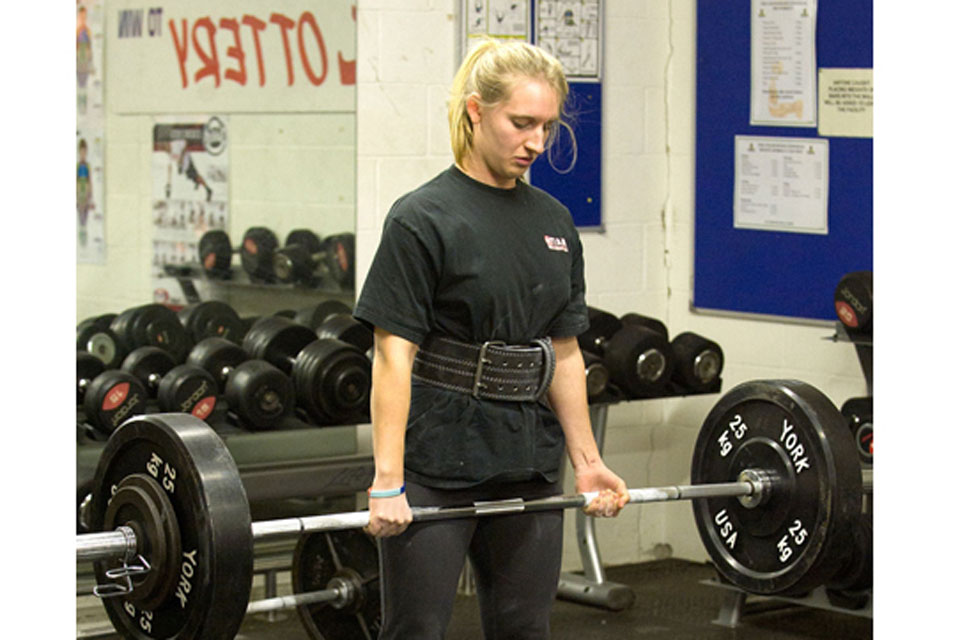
(448, 39, 569, 165)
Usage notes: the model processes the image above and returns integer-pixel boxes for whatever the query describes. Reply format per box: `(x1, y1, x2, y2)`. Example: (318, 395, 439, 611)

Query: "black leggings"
(378, 479, 564, 640)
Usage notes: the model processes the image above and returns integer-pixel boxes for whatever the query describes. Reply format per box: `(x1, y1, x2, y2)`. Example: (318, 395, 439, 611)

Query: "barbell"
(75, 379, 871, 640)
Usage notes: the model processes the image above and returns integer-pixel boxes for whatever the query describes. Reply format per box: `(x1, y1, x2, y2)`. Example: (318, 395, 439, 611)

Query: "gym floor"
(77, 559, 871, 639)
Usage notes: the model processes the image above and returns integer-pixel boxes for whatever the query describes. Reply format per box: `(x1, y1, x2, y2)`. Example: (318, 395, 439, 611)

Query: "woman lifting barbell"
(353, 39, 629, 639)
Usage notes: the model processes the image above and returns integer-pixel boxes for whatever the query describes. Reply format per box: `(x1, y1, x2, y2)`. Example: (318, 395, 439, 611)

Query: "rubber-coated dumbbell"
(316, 313, 374, 356)
(109, 304, 192, 363)
(77, 351, 148, 435)
(242, 316, 371, 425)
(272, 229, 355, 288)
(77, 313, 123, 369)
(178, 300, 244, 344)
(669, 332, 724, 393)
(121, 347, 219, 422)
(582, 351, 610, 400)
(198, 227, 279, 282)
(834, 270, 873, 334)
(187, 337, 295, 430)
(292, 300, 353, 330)
(578, 308, 674, 397)
(841, 397, 872, 467)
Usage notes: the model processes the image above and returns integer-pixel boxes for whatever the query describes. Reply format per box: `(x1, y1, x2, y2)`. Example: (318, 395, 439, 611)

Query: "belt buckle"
(472, 340, 504, 399)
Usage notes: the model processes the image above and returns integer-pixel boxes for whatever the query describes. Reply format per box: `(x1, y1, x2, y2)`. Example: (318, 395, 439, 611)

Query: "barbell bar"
(76, 379, 870, 640)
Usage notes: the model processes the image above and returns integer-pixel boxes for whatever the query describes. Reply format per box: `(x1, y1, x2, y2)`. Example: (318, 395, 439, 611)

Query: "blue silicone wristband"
(367, 484, 406, 499)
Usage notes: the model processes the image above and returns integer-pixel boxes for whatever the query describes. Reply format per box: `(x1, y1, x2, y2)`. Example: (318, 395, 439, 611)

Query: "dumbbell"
(316, 313, 374, 356)
(578, 308, 674, 397)
(121, 347, 219, 422)
(178, 300, 244, 344)
(187, 337, 295, 430)
(198, 227, 280, 282)
(109, 303, 192, 363)
(841, 397, 873, 467)
(77, 313, 123, 369)
(77, 351, 148, 435)
(582, 351, 610, 400)
(292, 300, 353, 330)
(669, 332, 724, 393)
(273, 229, 355, 288)
(242, 316, 371, 425)
(834, 270, 873, 334)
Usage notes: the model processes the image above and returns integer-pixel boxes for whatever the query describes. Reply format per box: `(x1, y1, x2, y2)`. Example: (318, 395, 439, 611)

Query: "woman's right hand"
(365, 493, 413, 538)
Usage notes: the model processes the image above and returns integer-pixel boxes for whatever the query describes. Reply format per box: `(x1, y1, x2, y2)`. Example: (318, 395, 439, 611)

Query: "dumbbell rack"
(702, 322, 874, 626)
(557, 380, 723, 611)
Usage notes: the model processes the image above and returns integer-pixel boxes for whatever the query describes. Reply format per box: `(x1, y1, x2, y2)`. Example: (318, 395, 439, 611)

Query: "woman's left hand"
(574, 460, 630, 517)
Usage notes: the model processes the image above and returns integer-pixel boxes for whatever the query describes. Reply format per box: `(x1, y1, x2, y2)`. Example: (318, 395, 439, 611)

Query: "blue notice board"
(694, 1, 873, 322)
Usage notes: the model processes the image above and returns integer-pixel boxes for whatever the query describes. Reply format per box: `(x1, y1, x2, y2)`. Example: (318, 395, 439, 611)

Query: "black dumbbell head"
(670, 332, 724, 392)
(604, 324, 674, 397)
(224, 359, 295, 429)
(198, 230, 233, 278)
(77, 351, 106, 404)
(240, 227, 279, 282)
(77, 314, 124, 369)
(121, 346, 177, 396)
(292, 339, 371, 424)
(620, 313, 669, 340)
(578, 307, 623, 356)
(110, 304, 192, 363)
(157, 364, 219, 422)
(316, 313, 373, 353)
(293, 300, 353, 330)
(581, 350, 610, 399)
(242, 316, 318, 370)
(187, 337, 248, 394)
(82, 369, 148, 435)
(274, 229, 324, 284)
(178, 301, 244, 344)
(321, 233, 355, 288)
(834, 270, 873, 332)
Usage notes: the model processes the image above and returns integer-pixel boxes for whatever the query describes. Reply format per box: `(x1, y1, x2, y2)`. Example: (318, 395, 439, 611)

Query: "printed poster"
(150, 116, 230, 305)
(77, 0, 106, 263)
(536, 0, 602, 80)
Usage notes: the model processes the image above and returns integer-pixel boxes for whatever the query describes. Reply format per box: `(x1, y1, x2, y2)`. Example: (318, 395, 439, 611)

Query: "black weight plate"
(157, 364, 219, 422)
(224, 359, 295, 429)
(198, 230, 233, 278)
(240, 227, 279, 281)
(285, 228, 325, 255)
(273, 243, 316, 283)
(691, 380, 862, 596)
(826, 513, 872, 592)
(90, 414, 253, 640)
(77, 320, 123, 369)
(620, 313, 669, 339)
(670, 332, 724, 392)
(834, 271, 873, 332)
(577, 307, 623, 356)
(78, 351, 106, 404)
(316, 313, 374, 353)
(242, 315, 318, 371)
(604, 324, 674, 396)
(83, 370, 149, 435)
(293, 339, 371, 425)
(179, 301, 244, 344)
(841, 397, 873, 466)
(294, 301, 354, 330)
(114, 304, 192, 363)
(321, 233, 355, 288)
(292, 530, 381, 640)
(187, 337, 248, 394)
(122, 346, 177, 395)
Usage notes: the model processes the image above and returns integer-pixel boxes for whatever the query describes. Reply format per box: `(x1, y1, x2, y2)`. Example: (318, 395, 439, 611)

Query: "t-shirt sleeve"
(546, 227, 589, 338)
(353, 214, 438, 345)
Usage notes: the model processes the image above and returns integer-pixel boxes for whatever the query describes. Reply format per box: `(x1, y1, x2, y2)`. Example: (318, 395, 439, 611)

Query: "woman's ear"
(466, 93, 482, 125)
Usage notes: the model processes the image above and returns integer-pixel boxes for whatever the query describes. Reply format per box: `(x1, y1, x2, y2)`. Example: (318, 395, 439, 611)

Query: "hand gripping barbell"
(75, 379, 871, 640)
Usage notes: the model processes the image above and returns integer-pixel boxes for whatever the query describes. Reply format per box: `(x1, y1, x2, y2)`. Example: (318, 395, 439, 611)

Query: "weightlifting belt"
(413, 334, 556, 402)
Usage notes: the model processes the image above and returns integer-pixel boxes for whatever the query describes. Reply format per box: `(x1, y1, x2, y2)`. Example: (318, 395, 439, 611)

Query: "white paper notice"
(750, 0, 817, 127)
(733, 136, 829, 234)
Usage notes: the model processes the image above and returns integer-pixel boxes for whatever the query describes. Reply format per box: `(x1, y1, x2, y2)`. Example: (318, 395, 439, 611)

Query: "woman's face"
(465, 77, 560, 189)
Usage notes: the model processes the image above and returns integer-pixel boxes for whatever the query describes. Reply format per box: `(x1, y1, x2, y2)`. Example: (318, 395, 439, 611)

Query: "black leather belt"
(412, 334, 556, 402)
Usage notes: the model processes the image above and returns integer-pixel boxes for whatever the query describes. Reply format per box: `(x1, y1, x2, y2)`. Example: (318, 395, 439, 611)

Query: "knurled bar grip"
(76, 477, 768, 562)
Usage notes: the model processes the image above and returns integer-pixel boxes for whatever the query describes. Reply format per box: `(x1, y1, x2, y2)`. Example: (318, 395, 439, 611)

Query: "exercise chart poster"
(77, 0, 106, 264)
(150, 116, 230, 305)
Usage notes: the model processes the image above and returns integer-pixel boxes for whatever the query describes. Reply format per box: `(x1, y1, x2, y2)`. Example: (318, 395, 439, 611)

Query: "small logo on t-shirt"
(543, 235, 569, 252)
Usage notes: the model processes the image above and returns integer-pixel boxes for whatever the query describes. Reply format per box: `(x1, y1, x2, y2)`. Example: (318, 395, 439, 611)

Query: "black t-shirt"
(354, 165, 589, 488)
